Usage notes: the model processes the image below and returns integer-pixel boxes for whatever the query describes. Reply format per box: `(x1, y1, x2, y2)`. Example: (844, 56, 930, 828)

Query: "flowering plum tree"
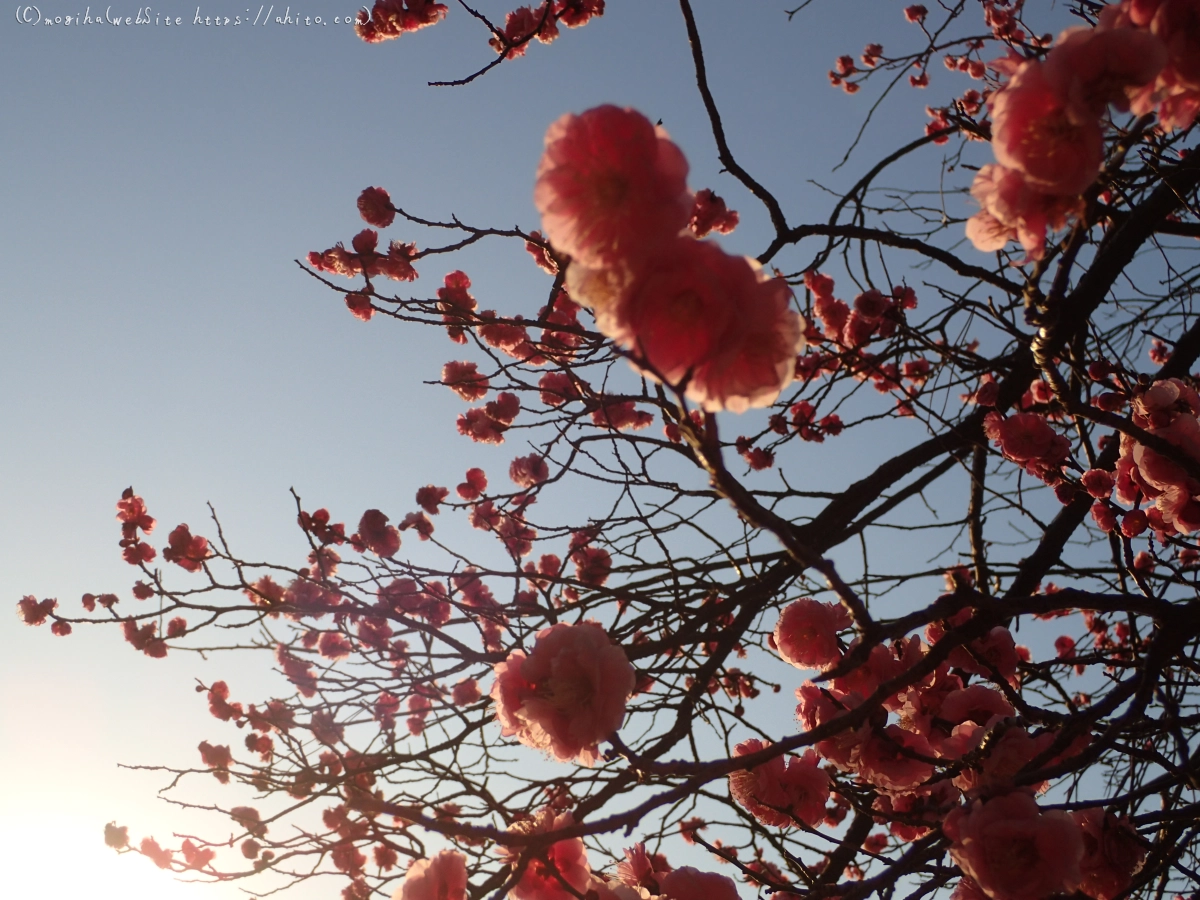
(17, 2, 1200, 900)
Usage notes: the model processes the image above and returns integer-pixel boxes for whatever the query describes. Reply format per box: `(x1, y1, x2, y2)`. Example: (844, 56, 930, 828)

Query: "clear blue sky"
(0, 2, 1011, 895)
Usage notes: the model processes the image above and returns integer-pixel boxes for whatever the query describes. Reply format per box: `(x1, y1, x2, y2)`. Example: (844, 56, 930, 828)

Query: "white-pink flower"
(853, 724, 936, 792)
(990, 60, 1105, 196)
(728, 739, 829, 827)
(1043, 24, 1166, 120)
(773, 598, 851, 670)
(396, 849, 468, 900)
(535, 105, 691, 268)
(966, 164, 1084, 262)
(491, 621, 636, 765)
(569, 237, 803, 413)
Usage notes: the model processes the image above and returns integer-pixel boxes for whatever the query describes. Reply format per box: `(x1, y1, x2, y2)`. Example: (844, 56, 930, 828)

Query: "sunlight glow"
(3, 816, 230, 900)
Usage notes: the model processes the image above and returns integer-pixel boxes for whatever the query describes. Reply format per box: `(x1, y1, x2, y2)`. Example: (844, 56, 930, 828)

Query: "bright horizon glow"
(3, 816, 230, 899)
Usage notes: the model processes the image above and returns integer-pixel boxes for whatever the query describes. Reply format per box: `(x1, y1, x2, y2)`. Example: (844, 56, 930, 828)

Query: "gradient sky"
(0, 2, 1037, 895)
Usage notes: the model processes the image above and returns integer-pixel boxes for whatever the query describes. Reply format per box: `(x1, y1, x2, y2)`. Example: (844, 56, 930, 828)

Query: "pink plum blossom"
(1082, 468, 1116, 499)
(535, 105, 691, 268)
(773, 597, 851, 670)
(510, 454, 550, 489)
(795, 680, 868, 768)
(873, 781, 962, 842)
(442, 361, 490, 401)
(397, 850, 468, 900)
(728, 739, 830, 827)
(990, 60, 1105, 196)
(853, 724, 936, 792)
(830, 638, 914, 707)
(452, 678, 481, 706)
(658, 866, 740, 900)
(491, 621, 636, 765)
(616, 842, 672, 891)
(685, 256, 803, 413)
(499, 809, 591, 900)
(950, 724, 1057, 796)
(1073, 807, 1147, 900)
(984, 412, 1071, 477)
(1043, 24, 1166, 119)
(1116, 0, 1200, 130)
(966, 164, 1084, 262)
(1117, 378, 1200, 533)
(897, 663, 964, 743)
(608, 237, 740, 387)
(943, 792, 1084, 900)
(950, 878, 991, 900)
(594, 236, 803, 413)
(689, 188, 739, 237)
(939, 685, 1016, 730)
(357, 185, 395, 228)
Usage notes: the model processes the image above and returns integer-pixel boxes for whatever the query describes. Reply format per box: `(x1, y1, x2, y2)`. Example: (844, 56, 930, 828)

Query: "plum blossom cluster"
(1105, 377, 1200, 536)
(829, 5, 989, 103)
(261, 574, 1157, 900)
(794, 270, 926, 417)
(488, 0, 605, 59)
(967, 1, 1198, 260)
(392, 829, 742, 900)
(943, 793, 1142, 900)
(1102, 0, 1200, 131)
(983, 410, 1071, 484)
(354, 0, 445, 43)
(307, 228, 419, 285)
(430, 268, 653, 452)
(727, 739, 829, 829)
(828, 5, 933, 94)
(769, 593, 1145, 900)
(353, 0, 604, 59)
(535, 104, 804, 412)
(18, 490, 209, 653)
(384, 635, 747, 897)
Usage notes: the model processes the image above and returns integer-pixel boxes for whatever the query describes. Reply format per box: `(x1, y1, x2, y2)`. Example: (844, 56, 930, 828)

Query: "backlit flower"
(535, 105, 690, 268)
(773, 598, 850, 670)
(990, 61, 1105, 196)
(728, 739, 829, 827)
(397, 850, 468, 900)
(491, 621, 636, 765)
(943, 792, 1083, 900)
(500, 809, 591, 900)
